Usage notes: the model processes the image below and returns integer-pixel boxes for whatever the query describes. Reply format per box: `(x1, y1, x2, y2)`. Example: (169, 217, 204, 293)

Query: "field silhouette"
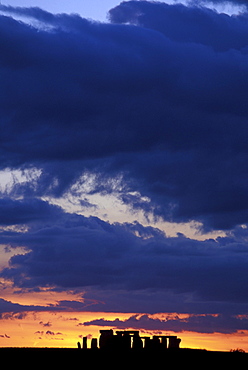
(0, 347, 247, 367)
(1, 329, 247, 366)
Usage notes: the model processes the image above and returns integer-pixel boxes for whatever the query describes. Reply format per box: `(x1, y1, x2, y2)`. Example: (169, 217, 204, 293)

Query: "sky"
(0, 0, 121, 21)
(1, 0, 248, 351)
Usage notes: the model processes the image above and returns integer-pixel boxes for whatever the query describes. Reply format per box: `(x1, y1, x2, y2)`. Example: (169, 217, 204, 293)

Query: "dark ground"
(0, 348, 247, 367)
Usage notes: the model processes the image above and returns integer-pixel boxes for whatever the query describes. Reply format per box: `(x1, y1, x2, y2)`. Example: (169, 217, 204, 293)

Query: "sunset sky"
(1, 0, 248, 351)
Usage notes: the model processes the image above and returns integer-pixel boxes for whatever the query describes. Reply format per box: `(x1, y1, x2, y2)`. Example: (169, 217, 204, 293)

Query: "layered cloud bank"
(0, 2, 248, 229)
(1, 1, 248, 336)
(1, 198, 248, 316)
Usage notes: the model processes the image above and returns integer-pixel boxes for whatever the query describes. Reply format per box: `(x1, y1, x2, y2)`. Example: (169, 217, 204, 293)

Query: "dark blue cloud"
(0, 297, 64, 317)
(0, 197, 62, 225)
(82, 313, 248, 334)
(1, 198, 248, 314)
(2, 2, 248, 335)
(0, 3, 247, 229)
(109, 1, 248, 51)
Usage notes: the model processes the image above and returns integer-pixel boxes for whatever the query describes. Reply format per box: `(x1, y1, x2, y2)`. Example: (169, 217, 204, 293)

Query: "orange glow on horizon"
(0, 310, 248, 352)
(0, 282, 247, 351)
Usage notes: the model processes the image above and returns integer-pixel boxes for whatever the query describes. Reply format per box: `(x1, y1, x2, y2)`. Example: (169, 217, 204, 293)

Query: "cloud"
(0, 333, 10, 338)
(195, 0, 248, 8)
(0, 3, 247, 229)
(109, 1, 248, 51)
(0, 296, 71, 317)
(34, 329, 64, 340)
(1, 1, 248, 335)
(39, 321, 52, 327)
(45, 330, 63, 336)
(0, 298, 37, 316)
(0, 295, 98, 318)
(2, 198, 248, 316)
(0, 197, 62, 225)
(82, 313, 248, 334)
